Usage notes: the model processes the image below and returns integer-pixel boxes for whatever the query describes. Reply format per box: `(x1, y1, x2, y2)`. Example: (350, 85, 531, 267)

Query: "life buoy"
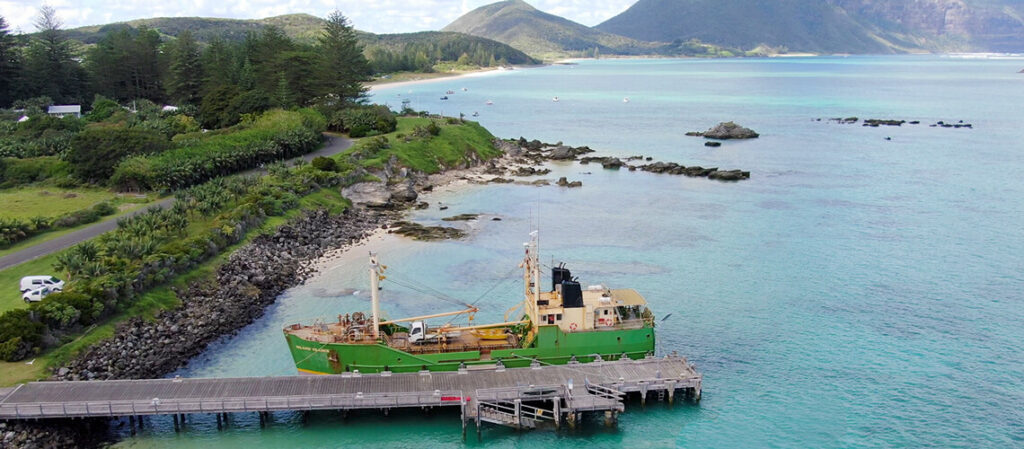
(569, 323, 577, 331)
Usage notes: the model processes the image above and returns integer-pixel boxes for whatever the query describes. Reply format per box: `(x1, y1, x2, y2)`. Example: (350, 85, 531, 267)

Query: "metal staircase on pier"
(470, 381, 625, 430)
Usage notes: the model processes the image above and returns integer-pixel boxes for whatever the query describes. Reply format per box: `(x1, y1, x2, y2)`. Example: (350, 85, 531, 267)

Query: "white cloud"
(1, 0, 636, 34)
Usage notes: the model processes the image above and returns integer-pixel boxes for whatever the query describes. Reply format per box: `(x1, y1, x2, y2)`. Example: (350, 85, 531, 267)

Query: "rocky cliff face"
(836, 0, 1024, 51)
(596, 0, 1024, 53)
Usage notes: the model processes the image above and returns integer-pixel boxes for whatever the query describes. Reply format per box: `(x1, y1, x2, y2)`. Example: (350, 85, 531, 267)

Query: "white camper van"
(19, 276, 64, 293)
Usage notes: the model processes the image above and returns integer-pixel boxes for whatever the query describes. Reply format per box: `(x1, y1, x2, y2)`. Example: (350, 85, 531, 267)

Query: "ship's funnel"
(552, 267, 571, 291)
(561, 281, 583, 308)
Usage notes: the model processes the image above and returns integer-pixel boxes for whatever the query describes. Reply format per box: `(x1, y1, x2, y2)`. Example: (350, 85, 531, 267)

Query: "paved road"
(0, 135, 353, 272)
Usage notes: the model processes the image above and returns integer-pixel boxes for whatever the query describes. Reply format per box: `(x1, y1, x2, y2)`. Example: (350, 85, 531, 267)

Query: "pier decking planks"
(0, 355, 700, 420)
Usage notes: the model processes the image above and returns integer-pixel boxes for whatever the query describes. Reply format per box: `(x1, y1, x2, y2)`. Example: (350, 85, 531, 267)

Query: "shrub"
(68, 128, 172, 182)
(426, 121, 441, 136)
(311, 156, 339, 172)
(87, 96, 121, 122)
(1, 157, 73, 186)
(168, 114, 201, 136)
(51, 208, 100, 228)
(0, 309, 44, 361)
(349, 125, 371, 138)
(111, 109, 325, 191)
(93, 201, 117, 216)
(31, 292, 104, 328)
(329, 105, 396, 136)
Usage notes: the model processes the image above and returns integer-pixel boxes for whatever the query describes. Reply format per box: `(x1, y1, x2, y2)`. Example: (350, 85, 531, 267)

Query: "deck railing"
(0, 390, 468, 419)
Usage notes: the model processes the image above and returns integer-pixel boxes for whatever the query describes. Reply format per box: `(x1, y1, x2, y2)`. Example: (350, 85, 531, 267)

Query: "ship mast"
(369, 253, 384, 340)
(521, 231, 541, 325)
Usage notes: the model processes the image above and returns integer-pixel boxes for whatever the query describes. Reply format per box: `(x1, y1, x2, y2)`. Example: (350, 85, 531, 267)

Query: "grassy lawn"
(1, 186, 123, 219)
(0, 197, 160, 259)
(0, 186, 350, 386)
(0, 253, 61, 314)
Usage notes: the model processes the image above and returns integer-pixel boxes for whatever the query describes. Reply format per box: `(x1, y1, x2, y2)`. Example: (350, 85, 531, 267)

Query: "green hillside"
(363, 31, 538, 72)
(442, 0, 659, 60)
(63, 14, 327, 44)
(596, 0, 1024, 54)
(57, 14, 536, 73)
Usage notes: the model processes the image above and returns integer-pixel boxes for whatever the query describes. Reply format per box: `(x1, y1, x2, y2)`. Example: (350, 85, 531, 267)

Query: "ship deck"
(286, 323, 521, 355)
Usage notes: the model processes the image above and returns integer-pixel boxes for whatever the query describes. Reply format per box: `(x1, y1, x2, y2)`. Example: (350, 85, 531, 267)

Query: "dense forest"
(363, 31, 535, 73)
(0, 8, 367, 119)
(0, 9, 535, 112)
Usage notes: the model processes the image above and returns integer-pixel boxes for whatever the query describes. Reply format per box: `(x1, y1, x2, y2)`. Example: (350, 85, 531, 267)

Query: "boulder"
(548, 146, 576, 160)
(342, 182, 390, 205)
(700, 121, 759, 140)
(556, 177, 583, 188)
(388, 182, 418, 203)
(601, 158, 624, 169)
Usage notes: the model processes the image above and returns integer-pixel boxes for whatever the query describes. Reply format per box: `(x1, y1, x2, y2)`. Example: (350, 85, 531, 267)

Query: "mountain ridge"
(442, 0, 660, 60)
(596, 0, 1024, 53)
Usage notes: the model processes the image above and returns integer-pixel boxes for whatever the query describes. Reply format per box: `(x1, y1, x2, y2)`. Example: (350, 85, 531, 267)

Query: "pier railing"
(0, 389, 468, 419)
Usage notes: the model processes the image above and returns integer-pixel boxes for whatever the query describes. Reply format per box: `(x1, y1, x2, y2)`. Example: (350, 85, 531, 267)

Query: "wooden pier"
(0, 354, 701, 438)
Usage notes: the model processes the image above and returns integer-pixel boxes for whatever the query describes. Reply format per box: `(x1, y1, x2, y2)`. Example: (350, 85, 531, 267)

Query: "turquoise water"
(116, 56, 1024, 448)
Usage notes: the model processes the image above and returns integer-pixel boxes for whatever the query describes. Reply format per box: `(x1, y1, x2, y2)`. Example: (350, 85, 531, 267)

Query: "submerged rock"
(863, 119, 905, 127)
(442, 213, 479, 221)
(708, 169, 751, 181)
(705, 141, 722, 147)
(389, 221, 466, 240)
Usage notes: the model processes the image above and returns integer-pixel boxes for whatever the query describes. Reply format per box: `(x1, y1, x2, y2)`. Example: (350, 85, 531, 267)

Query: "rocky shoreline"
(7, 133, 749, 447)
(55, 208, 393, 381)
(9, 208, 394, 448)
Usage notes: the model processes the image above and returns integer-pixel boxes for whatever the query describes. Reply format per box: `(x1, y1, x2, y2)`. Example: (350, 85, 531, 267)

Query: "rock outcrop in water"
(388, 221, 467, 240)
(689, 122, 760, 139)
(639, 161, 750, 181)
(821, 117, 973, 129)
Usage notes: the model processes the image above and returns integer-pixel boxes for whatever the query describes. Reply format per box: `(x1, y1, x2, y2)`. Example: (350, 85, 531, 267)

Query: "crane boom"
(380, 307, 479, 325)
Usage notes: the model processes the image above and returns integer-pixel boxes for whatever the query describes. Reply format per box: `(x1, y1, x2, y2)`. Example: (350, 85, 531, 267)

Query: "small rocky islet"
(686, 121, 761, 139)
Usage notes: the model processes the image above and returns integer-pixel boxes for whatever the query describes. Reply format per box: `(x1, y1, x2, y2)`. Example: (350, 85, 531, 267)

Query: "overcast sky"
(1, 1, 636, 34)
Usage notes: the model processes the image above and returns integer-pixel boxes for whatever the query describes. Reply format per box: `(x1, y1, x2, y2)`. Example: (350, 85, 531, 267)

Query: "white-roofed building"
(47, 105, 81, 118)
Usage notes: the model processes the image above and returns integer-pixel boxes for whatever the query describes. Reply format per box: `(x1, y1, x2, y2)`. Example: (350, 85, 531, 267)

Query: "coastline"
(367, 66, 532, 91)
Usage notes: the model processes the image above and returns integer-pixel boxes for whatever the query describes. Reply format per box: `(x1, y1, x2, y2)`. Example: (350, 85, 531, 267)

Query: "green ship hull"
(287, 324, 655, 374)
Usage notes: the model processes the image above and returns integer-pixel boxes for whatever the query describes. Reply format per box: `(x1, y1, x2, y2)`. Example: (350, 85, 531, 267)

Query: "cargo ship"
(284, 232, 656, 374)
